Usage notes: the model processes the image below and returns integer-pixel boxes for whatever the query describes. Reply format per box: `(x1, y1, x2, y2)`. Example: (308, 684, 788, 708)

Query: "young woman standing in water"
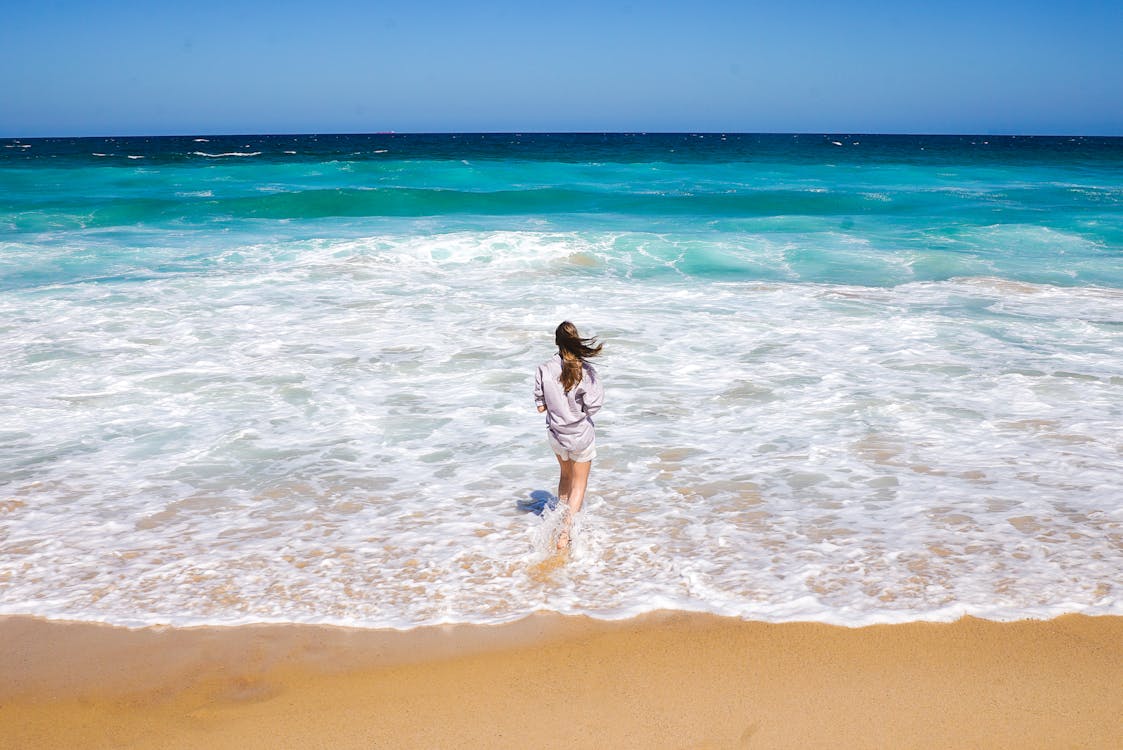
(534, 321, 604, 550)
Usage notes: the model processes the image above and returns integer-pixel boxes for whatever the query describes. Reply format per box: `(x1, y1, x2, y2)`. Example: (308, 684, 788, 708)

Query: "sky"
(3, 0, 1122, 137)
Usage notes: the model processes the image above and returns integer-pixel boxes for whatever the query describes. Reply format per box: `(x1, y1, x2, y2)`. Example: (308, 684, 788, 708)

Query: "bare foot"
(556, 529, 571, 551)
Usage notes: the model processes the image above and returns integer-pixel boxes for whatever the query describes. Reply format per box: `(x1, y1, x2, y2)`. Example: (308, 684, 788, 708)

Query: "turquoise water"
(1, 134, 1121, 628)
(4, 134, 1122, 289)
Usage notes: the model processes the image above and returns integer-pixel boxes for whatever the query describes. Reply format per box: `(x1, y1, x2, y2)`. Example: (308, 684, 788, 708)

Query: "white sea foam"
(0, 231, 1120, 629)
(192, 151, 263, 158)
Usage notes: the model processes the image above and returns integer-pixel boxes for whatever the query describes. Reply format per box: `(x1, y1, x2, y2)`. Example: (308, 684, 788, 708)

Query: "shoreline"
(3, 612, 1121, 749)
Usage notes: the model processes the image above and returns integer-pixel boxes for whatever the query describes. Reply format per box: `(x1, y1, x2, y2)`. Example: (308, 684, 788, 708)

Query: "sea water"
(1, 133, 1121, 628)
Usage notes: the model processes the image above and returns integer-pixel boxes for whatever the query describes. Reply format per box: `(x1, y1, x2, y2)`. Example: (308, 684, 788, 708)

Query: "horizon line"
(5, 129, 1123, 141)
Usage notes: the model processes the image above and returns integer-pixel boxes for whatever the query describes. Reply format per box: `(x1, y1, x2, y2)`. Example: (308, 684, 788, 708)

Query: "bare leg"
(557, 459, 592, 551)
(554, 453, 573, 504)
(554, 455, 573, 551)
(567, 460, 592, 516)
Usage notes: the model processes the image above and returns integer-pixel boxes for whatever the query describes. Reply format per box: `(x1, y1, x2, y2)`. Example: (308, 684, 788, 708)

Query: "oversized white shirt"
(533, 354, 604, 452)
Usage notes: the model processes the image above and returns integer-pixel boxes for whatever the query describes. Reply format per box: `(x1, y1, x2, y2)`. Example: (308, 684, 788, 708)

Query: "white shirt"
(533, 354, 604, 451)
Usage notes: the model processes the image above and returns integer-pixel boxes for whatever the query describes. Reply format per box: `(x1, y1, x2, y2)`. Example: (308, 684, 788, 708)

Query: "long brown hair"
(555, 321, 603, 392)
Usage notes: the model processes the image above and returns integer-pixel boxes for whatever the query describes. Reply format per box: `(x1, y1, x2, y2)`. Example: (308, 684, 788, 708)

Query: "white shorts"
(548, 433, 597, 463)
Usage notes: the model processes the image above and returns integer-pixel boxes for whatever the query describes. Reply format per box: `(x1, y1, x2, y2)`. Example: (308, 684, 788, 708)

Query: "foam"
(1, 231, 1120, 629)
(192, 151, 263, 158)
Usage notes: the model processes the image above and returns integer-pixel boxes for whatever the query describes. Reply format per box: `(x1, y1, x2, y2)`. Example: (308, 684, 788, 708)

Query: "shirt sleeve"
(534, 365, 546, 409)
(580, 366, 604, 417)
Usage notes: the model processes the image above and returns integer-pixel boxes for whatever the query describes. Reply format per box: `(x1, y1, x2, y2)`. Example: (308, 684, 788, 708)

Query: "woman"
(533, 321, 604, 550)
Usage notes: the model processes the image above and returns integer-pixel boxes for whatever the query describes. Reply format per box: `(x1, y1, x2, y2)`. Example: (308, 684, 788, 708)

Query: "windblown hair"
(555, 321, 603, 392)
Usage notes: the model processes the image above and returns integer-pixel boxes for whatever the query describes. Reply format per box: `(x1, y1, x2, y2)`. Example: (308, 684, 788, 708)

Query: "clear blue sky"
(3, 0, 1121, 136)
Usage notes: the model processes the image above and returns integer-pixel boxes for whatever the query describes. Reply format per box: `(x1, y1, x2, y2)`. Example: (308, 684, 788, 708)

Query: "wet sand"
(2, 612, 1121, 749)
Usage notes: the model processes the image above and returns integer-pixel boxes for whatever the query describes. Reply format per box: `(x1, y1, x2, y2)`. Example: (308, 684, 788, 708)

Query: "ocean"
(1, 133, 1121, 629)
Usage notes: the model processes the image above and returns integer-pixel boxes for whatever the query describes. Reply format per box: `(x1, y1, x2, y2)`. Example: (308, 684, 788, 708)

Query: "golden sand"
(2, 612, 1121, 749)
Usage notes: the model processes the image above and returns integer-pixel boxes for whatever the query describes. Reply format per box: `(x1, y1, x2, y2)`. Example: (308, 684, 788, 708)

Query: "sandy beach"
(2, 612, 1120, 749)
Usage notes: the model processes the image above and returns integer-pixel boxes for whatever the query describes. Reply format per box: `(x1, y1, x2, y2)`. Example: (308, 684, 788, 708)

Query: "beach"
(3, 612, 1121, 749)
(2, 134, 1122, 747)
